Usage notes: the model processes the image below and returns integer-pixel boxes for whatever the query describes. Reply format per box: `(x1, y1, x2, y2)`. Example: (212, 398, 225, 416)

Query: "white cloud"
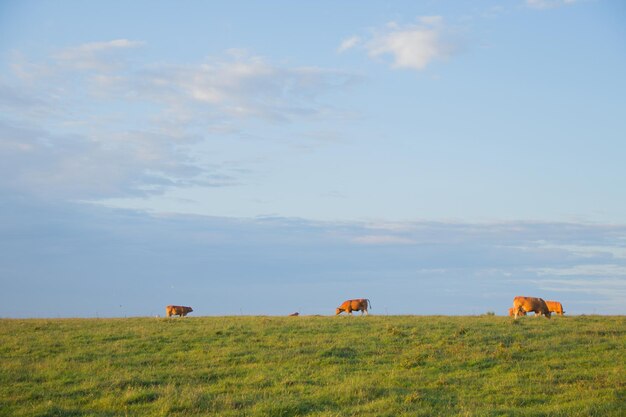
(71, 39, 144, 53)
(364, 221, 419, 232)
(0, 121, 232, 200)
(1, 43, 358, 201)
(133, 50, 356, 122)
(368, 28, 440, 70)
(532, 278, 626, 312)
(337, 36, 361, 53)
(352, 235, 416, 245)
(9, 42, 355, 125)
(531, 242, 626, 260)
(344, 17, 453, 71)
(418, 16, 444, 26)
(533, 264, 626, 277)
(53, 39, 145, 71)
(525, 0, 579, 9)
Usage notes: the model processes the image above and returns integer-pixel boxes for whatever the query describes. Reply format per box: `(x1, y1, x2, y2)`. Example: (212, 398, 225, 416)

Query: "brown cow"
(336, 299, 370, 315)
(545, 300, 565, 316)
(166, 305, 193, 317)
(512, 296, 551, 319)
(508, 307, 526, 317)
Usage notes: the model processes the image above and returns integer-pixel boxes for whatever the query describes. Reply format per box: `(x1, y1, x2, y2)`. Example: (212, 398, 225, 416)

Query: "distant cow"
(508, 307, 526, 317)
(512, 296, 551, 319)
(545, 300, 565, 316)
(166, 305, 193, 317)
(289, 312, 300, 316)
(336, 299, 371, 316)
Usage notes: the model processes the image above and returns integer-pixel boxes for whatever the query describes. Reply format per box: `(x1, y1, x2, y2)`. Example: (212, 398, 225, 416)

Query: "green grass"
(1, 315, 624, 416)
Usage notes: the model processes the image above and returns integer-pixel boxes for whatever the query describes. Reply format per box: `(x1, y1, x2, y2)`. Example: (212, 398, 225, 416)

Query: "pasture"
(1, 315, 624, 416)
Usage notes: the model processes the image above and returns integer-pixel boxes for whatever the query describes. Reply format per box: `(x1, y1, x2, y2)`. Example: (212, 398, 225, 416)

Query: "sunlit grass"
(1, 315, 624, 416)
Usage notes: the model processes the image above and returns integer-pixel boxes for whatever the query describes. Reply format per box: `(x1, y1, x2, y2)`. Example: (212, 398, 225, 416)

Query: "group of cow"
(332, 297, 566, 319)
(508, 296, 565, 319)
(164, 299, 372, 318)
(165, 296, 564, 318)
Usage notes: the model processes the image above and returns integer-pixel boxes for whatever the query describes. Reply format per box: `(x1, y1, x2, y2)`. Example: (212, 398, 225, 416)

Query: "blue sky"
(1, 0, 625, 317)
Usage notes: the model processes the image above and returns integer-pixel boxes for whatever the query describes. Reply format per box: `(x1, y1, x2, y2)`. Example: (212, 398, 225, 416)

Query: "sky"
(1, 0, 625, 317)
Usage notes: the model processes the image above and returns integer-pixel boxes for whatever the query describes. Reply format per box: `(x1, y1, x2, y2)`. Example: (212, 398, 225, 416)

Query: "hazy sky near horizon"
(1, 1, 625, 317)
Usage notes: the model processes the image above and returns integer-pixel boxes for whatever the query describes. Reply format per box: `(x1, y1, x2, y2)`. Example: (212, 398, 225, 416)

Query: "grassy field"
(1, 315, 624, 416)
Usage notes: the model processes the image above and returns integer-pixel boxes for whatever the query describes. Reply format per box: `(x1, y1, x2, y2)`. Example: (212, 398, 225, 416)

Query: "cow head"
(335, 308, 343, 315)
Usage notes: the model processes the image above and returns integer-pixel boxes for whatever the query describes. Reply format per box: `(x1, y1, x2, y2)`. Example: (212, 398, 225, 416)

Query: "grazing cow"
(166, 305, 193, 317)
(335, 299, 371, 316)
(508, 307, 526, 317)
(545, 300, 565, 316)
(289, 312, 300, 316)
(512, 296, 551, 319)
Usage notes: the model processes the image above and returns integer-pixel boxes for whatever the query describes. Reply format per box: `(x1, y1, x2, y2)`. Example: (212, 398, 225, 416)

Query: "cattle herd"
(165, 296, 564, 318)
(509, 296, 564, 319)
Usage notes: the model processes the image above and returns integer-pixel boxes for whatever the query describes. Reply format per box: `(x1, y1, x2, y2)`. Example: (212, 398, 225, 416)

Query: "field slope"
(1, 315, 624, 416)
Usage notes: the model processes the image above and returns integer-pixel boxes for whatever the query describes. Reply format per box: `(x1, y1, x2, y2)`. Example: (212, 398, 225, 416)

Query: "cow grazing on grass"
(512, 296, 551, 319)
(166, 305, 193, 317)
(336, 299, 371, 316)
(545, 300, 565, 316)
(508, 307, 526, 317)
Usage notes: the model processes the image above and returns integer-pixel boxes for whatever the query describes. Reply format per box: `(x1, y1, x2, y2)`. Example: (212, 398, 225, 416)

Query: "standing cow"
(336, 299, 371, 316)
(166, 305, 193, 317)
(544, 300, 565, 316)
(512, 296, 551, 319)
